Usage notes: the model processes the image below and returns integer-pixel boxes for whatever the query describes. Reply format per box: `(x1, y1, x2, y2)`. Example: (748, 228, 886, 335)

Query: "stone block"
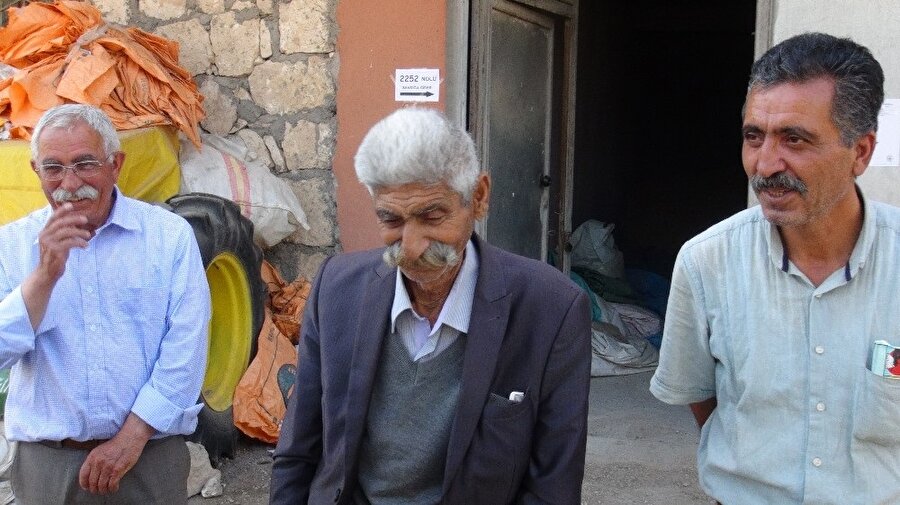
(279, 0, 333, 54)
(259, 20, 272, 59)
(235, 87, 253, 101)
(154, 19, 213, 76)
(90, 0, 129, 24)
(249, 57, 334, 115)
(286, 178, 335, 247)
(257, 0, 274, 15)
(232, 0, 253, 9)
(196, 0, 225, 14)
(235, 129, 273, 168)
(210, 12, 260, 77)
(198, 79, 238, 136)
(139, 0, 186, 20)
(283, 120, 318, 171)
(264, 135, 287, 172)
(316, 122, 335, 168)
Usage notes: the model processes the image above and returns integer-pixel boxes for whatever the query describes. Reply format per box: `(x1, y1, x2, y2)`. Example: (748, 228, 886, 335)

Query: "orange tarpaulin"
(0, 0, 204, 145)
(233, 262, 311, 442)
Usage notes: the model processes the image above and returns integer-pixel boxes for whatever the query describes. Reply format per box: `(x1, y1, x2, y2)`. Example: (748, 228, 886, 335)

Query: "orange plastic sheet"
(261, 261, 312, 345)
(233, 262, 311, 442)
(0, 1, 204, 145)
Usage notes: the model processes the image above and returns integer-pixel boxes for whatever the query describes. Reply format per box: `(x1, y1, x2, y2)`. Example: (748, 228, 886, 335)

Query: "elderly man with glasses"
(0, 104, 210, 504)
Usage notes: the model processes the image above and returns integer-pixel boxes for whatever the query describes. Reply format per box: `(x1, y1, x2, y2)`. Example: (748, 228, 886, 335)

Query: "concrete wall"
(90, 0, 340, 282)
(772, 0, 900, 205)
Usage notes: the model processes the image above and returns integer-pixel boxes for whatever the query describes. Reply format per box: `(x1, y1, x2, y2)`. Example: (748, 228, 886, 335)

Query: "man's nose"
(400, 225, 429, 261)
(754, 138, 785, 178)
(58, 168, 85, 190)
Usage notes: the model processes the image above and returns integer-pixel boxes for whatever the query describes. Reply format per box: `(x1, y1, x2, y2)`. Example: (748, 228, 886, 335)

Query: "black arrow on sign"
(400, 91, 434, 97)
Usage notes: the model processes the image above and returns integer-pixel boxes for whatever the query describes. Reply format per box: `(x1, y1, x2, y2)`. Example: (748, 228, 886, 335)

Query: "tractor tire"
(166, 193, 266, 464)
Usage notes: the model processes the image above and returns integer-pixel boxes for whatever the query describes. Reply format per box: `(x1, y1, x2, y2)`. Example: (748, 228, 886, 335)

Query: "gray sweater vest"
(355, 330, 466, 505)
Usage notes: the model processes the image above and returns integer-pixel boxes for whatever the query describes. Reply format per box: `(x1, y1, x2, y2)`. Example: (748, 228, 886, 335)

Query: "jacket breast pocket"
(460, 389, 535, 503)
(482, 390, 533, 421)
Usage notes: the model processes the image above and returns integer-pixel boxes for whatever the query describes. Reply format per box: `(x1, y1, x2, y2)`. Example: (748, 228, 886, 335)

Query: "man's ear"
(852, 131, 876, 177)
(110, 151, 125, 180)
(472, 173, 491, 219)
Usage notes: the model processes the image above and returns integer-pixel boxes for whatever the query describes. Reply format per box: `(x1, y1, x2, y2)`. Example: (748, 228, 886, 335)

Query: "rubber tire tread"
(166, 192, 266, 463)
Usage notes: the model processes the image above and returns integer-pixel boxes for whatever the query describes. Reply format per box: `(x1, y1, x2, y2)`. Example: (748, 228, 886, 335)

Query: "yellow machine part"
(0, 126, 181, 225)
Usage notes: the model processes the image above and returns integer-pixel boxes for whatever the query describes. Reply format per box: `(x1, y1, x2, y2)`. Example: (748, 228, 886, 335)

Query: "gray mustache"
(383, 240, 460, 270)
(52, 185, 100, 203)
(750, 173, 808, 195)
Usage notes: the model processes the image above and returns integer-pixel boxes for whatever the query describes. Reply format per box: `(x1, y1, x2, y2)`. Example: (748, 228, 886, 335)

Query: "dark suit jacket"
(270, 236, 592, 504)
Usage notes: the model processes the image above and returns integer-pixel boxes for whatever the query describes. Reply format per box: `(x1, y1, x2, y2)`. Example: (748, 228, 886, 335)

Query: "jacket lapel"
(343, 259, 395, 478)
(442, 236, 511, 489)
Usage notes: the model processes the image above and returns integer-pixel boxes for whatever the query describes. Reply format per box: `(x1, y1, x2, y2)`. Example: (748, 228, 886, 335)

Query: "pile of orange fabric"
(0, 0, 204, 145)
(261, 261, 312, 345)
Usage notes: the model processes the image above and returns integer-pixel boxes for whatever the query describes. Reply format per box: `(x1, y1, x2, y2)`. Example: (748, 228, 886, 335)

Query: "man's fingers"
(79, 455, 104, 494)
(106, 474, 121, 494)
(77, 456, 91, 491)
(78, 441, 140, 495)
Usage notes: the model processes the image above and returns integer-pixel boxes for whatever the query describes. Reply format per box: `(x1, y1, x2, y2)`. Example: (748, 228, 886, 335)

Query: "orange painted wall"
(334, 1, 447, 252)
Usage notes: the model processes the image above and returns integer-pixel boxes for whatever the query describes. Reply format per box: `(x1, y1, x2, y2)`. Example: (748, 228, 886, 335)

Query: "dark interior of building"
(572, 1, 757, 278)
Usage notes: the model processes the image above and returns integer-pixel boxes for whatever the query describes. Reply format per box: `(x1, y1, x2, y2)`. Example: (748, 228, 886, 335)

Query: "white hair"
(354, 107, 480, 202)
(31, 104, 120, 160)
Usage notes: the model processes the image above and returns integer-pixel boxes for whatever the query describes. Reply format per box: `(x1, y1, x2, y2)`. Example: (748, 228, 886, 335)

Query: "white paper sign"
(394, 68, 440, 102)
(871, 98, 900, 167)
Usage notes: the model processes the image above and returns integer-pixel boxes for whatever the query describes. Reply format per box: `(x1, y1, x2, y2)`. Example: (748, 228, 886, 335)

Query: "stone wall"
(90, 0, 340, 282)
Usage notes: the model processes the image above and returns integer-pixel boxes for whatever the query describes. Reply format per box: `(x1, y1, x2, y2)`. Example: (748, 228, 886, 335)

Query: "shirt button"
(85, 286, 94, 294)
(814, 346, 824, 355)
(816, 402, 826, 412)
(812, 457, 822, 467)
(89, 324, 97, 332)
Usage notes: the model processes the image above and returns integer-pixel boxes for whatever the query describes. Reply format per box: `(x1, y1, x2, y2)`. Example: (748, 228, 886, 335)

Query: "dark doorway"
(572, 1, 756, 278)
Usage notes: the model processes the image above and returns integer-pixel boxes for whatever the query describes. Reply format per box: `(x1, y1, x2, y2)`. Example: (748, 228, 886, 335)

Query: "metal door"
(469, 0, 577, 268)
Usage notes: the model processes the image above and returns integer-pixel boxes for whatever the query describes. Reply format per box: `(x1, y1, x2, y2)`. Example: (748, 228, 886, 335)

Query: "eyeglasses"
(36, 155, 113, 181)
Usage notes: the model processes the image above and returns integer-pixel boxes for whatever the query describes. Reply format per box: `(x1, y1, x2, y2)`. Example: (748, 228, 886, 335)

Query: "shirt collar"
(390, 239, 479, 334)
(766, 185, 874, 281)
(100, 186, 141, 233)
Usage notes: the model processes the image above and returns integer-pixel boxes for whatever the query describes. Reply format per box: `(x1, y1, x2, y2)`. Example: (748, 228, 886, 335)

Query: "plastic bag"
(232, 312, 298, 443)
(590, 321, 659, 377)
(179, 132, 309, 248)
(570, 220, 626, 279)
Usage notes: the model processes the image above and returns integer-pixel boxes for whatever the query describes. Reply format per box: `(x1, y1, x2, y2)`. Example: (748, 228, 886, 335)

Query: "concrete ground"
(581, 371, 712, 505)
(192, 371, 712, 504)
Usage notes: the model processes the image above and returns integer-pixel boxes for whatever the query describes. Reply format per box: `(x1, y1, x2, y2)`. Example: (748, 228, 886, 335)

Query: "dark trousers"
(11, 436, 189, 505)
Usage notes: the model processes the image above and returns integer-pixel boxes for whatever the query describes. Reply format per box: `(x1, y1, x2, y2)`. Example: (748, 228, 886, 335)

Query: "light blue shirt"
(391, 240, 478, 362)
(651, 192, 900, 504)
(0, 189, 211, 442)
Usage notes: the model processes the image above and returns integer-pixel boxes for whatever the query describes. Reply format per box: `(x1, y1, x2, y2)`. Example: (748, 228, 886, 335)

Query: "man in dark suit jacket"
(270, 107, 591, 505)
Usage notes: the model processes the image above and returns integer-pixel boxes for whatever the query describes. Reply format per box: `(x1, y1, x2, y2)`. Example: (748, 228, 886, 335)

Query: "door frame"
(457, 0, 578, 270)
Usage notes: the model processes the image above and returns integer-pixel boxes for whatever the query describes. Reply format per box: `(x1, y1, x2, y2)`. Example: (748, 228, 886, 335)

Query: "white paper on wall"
(871, 98, 900, 167)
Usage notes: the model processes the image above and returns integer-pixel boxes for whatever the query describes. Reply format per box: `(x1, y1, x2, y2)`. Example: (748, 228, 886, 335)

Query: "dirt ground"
(190, 372, 713, 504)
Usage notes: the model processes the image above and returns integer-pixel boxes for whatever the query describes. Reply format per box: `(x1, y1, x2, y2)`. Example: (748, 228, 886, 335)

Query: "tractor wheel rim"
(202, 252, 253, 412)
